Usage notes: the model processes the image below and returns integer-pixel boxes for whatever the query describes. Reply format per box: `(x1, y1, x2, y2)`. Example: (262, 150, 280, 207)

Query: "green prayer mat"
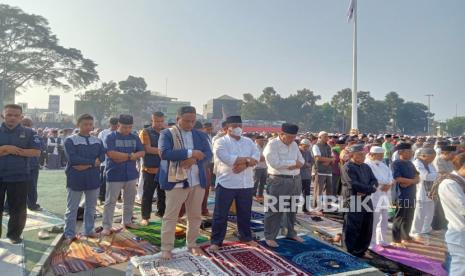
(128, 220, 209, 248)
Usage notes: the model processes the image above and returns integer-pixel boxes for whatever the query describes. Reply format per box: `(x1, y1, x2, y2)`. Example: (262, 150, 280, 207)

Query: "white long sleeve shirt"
(438, 172, 465, 247)
(263, 137, 304, 176)
(214, 135, 260, 189)
(413, 159, 437, 202)
(365, 159, 394, 186)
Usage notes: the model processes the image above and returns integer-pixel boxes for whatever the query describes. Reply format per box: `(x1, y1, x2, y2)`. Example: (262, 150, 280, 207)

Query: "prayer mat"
(128, 220, 209, 247)
(50, 230, 158, 275)
(402, 237, 447, 262)
(371, 244, 447, 276)
(200, 221, 236, 239)
(2, 208, 64, 232)
(96, 202, 144, 218)
(131, 248, 227, 276)
(201, 241, 305, 275)
(0, 239, 25, 276)
(296, 213, 342, 238)
(228, 211, 265, 232)
(260, 235, 378, 276)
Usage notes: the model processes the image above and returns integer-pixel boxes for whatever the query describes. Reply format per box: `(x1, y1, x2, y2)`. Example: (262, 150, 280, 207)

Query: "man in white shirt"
(411, 148, 437, 238)
(436, 153, 465, 276)
(263, 123, 304, 248)
(253, 135, 268, 200)
(209, 116, 260, 252)
(365, 146, 394, 248)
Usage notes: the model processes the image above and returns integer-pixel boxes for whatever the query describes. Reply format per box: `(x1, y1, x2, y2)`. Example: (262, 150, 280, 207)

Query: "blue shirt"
(0, 123, 41, 182)
(392, 159, 418, 200)
(104, 131, 144, 182)
(98, 128, 113, 167)
(64, 134, 105, 191)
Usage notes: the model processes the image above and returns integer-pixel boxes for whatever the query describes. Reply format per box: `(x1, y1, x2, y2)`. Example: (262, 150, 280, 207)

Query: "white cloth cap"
(300, 139, 311, 145)
(370, 146, 385, 154)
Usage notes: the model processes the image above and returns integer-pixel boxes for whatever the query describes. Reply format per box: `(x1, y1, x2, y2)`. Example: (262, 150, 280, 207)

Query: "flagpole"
(351, 0, 358, 131)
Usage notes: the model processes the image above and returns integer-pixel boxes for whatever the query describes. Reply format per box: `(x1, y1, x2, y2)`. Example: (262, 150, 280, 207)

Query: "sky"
(4, 0, 465, 121)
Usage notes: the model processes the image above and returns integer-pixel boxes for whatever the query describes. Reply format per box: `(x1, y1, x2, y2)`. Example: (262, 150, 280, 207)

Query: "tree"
(384, 91, 404, 126)
(446, 117, 465, 136)
(397, 102, 429, 134)
(241, 93, 274, 120)
(118, 76, 152, 120)
(77, 81, 120, 126)
(0, 4, 99, 107)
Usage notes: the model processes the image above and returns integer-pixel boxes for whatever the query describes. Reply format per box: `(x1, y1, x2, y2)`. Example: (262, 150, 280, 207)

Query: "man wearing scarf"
(431, 153, 465, 276)
(158, 106, 212, 260)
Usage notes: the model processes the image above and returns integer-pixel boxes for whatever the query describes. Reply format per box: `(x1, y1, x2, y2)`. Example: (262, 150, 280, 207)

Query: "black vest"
(143, 127, 161, 169)
(315, 142, 332, 174)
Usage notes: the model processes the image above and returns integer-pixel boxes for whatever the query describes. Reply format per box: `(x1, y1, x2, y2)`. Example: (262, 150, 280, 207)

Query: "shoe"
(140, 219, 149, 226)
(38, 229, 50, 239)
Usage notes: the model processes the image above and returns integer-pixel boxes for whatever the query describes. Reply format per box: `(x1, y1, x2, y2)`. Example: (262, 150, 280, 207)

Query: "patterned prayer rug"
(0, 239, 25, 276)
(200, 221, 237, 239)
(50, 229, 158, 275)
(131, 248, 227, 276)
(227, 211, 265, 232)
(2, 208, 64, 232)
(371, 244, 447, 276)
(128, 220, 209, 247)
(296, 213, 342, 238)
(260, 235, 378, 276)
(202, 241, 306, 275)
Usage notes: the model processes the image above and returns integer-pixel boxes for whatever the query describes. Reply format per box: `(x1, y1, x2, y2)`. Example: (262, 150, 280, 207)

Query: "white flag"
(347, 0, 356, 22)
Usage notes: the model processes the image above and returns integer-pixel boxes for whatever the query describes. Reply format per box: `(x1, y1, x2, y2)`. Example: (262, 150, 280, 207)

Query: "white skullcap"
(318, 131, 328, 137)
(370, 146, 385, 154)
(300, 139, 311, 145)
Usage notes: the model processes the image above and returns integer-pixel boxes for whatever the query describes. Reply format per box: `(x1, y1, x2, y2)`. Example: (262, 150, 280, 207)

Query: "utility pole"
(425, 94, 434, 134)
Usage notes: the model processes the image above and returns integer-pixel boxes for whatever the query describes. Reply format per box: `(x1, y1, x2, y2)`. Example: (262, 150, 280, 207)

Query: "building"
(203, 95, 242, 120)
(48, 95, 60, 113)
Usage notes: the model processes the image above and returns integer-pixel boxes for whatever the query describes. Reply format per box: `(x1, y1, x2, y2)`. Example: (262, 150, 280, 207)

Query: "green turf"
(128, 220, 209, 247)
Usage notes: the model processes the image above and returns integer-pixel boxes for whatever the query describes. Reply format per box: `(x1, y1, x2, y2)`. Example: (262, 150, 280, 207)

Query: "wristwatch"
(127, 153, 132, 160)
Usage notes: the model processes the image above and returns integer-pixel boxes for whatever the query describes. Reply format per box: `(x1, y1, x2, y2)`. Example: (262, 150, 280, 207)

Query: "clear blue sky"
(5, 0, 465, 121)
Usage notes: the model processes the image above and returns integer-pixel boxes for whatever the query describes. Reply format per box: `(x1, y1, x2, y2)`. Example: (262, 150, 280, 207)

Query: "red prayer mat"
(201, 241, 306, 276)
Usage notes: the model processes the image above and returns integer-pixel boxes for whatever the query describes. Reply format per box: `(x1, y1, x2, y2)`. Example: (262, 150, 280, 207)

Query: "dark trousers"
(301, 179, 311, 212)
(27, 168, 40, 209)
(211, 185, 253, 245)
(201, 167, 212, 213)
(343, 210, 373, 257)
(392, 199, 415, 242)
(253, 168, 267, 196)
(141, 171, 165, 219)
(0, 181, 28, 239)
(99, 166, 106, 202)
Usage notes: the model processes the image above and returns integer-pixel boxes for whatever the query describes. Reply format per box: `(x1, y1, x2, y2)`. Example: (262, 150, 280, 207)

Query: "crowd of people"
(0, 103, 464, 275)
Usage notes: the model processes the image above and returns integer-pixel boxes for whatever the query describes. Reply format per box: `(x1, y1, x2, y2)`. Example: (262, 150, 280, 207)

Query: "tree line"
(241, 88, 433, 135)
